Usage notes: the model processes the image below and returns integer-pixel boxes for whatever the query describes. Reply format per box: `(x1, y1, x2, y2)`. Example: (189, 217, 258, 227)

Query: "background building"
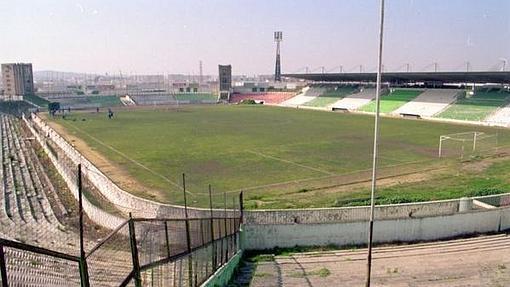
(218, 64, 232, 100)
(1, 63, 34, 101)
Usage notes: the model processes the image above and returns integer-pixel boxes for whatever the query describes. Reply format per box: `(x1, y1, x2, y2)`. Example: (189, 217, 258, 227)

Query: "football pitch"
(48, 105, 510, 208)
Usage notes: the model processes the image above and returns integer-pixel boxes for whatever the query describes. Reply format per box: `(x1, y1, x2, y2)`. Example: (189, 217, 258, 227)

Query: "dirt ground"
(248, 234, 510, 287)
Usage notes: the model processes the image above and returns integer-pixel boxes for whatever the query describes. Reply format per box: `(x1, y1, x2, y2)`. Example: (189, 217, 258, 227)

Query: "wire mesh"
(139, 260, 176, 287)
(3, 247, 81, 286)
(129, 217, 240, 287)
(86, 223, 133, 287)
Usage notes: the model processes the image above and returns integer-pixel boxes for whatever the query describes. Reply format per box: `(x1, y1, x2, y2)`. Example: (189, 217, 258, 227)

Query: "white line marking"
(246, 149, 335, 176)
(64, 122, 185, 192)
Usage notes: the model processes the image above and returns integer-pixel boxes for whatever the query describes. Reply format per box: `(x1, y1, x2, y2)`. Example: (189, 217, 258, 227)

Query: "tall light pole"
(274, 31, 283, 81)
(366, 0, 385, 286)
(500, 58, 507, 71)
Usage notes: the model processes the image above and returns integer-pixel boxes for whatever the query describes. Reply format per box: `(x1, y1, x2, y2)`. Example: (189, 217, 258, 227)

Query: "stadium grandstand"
(302, 84, 358, 108)
(283, 71, 510, 126)
(392, 89, 461, 117)
(229, 92, 295, 104)
(174, 92, 217, 103)
(129, 93, 178, 106)
(0, 114, 130, 285)
(330, 87, 377, 110)
(23, 94, 51, 107)
(358, 88, 424, 113)
(280, 86, 325, 107)
(438, 87, 510, 122)
(486, 102, 510, 127)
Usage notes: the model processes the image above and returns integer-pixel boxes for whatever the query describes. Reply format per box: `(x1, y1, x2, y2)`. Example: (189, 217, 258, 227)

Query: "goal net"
(438, 131, 498, 159)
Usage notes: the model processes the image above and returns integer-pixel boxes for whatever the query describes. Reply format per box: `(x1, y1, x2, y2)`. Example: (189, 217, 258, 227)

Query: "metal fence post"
(223, 192, 228, 263)
(77, 164, 90, 287)
(232, 197, 236, 254)
(164, 221, 171, 258)
(128, 214, 142, 287)
(208, 185, 217, 271)
(182, 174, 193, 287)
(239, 191, 244, 224)
(0, 245, 8, 287)
(199, 219, 207, 277)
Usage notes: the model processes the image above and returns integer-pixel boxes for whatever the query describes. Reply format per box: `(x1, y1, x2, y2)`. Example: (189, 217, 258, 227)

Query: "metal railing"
(0, 163, 243, 287)
(0, 214, 241, 287)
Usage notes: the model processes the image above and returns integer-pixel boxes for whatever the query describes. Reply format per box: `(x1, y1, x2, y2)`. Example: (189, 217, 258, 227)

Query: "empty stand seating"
(130, 94, 177, 105)
(486, 102, 510, 127)
(392, 89, 460, 117)
(438, 88, 510, 121)
(280, 87, 326, 107)
(230, 92, 296, 104)
(359, 89, 423, 113)
(174, 93, 217, 103)
(331, 88, 376, 110)
(303, 85, 358, 107)
(44, 95, 122, 109)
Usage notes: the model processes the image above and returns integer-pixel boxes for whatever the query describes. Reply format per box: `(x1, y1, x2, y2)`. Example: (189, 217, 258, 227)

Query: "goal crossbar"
(438, 131, 498, 158)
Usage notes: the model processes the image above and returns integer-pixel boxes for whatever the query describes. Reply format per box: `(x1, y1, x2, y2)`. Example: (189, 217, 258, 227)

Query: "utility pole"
(366, 0, 385, 286)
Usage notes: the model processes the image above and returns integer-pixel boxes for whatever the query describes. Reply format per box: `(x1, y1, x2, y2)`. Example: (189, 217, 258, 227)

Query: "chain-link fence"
(127, 216, 241, 287)
(0, 214, 242, 287)
(1, 113, 243, 286)
(0, 238, 83, 287)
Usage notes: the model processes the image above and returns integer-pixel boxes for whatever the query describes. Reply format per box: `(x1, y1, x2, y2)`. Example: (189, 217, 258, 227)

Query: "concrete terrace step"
(331, 88, 376, 110)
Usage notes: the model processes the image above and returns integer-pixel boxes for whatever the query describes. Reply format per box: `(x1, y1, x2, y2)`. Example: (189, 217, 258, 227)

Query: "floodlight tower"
(199, 60, 203, 84)
(500, 58, 507, 71)
(274, 31, 283, 82)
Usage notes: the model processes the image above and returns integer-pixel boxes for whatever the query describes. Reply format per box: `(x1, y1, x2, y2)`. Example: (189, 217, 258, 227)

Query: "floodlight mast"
(274, 31, 283, 82)
(366, 0, 385, 286)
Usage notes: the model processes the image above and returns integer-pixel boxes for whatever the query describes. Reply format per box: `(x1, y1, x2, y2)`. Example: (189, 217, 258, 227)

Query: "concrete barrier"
(201, 250, 243, 287)
(244, 199, 460, 225)
(243, 206, 510, 250)
(22, 114, 126, 229)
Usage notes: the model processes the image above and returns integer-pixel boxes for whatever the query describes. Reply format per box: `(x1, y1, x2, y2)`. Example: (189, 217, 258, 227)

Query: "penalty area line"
(246, 149, 334, 176)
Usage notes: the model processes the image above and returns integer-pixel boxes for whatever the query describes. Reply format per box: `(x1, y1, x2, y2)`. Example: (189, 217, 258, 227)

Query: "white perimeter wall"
(243, 206, 510, 250)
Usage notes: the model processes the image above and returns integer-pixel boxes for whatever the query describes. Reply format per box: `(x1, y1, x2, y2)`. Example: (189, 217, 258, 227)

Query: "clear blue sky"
(1, 0, 509, 75)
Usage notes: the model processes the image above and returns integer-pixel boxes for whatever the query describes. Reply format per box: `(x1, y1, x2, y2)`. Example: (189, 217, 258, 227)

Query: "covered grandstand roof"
(284, 71, 510, 84)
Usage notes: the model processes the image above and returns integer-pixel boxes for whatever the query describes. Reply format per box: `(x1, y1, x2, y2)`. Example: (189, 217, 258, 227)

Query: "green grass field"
(49, 105, 510, 208)
(438, 90, 510, 121)
(359, 89, 423, 113)
(303, 87, 357, 107)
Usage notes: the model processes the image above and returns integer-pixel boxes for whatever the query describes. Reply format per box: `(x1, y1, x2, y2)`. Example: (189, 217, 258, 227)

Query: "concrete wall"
(244, 199, 460, 225)
(474, 193, 510, 207)
(22, 114, 126, 230)
(201, 251, 243, 287)
(243, 206, 510, 250)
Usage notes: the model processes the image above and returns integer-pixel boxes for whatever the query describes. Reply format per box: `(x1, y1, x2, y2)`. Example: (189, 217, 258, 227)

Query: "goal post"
(438, 131, 498, 159)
